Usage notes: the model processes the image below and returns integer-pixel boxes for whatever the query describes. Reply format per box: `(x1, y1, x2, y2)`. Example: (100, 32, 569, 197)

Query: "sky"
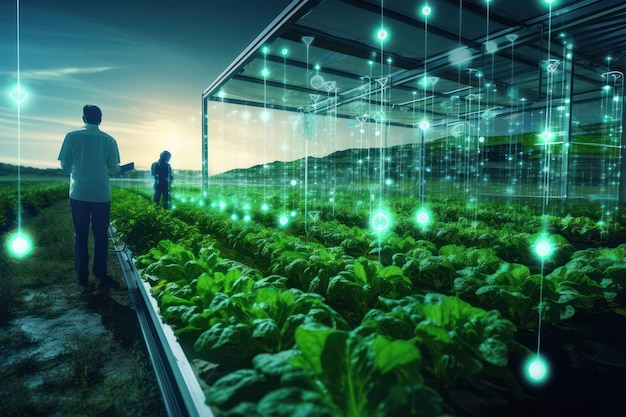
(0, 0, 293, 171)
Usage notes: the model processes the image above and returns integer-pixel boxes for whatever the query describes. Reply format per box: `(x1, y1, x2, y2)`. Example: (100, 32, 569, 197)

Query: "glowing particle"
(290, 179, 297, 186)
(535, 237, 553, 258)
(261, 203, 269, 212)
(540, 131, 553, 143)
(377, 28, 388, 41)
(419, 120, 430, 131)
(279, 215, 289, 226)
(525, 356, 549, 384)
(371, 211, 391, 233)
(6, 230, 33, 259)
(421, 5, 432, 16)
(230, 213, 239, 221)
(243, 214, 251, 222)
(416, 209, 430, 225)
(10, 86, 29, 104)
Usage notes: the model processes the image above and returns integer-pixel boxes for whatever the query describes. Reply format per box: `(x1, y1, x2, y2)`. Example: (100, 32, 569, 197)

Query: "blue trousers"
(70, 199, 110, 284)
(154, 184, 170, 209)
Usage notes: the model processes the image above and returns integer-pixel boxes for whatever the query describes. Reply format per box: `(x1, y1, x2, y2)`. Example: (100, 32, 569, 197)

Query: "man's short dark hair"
(83, 105, 102, 125)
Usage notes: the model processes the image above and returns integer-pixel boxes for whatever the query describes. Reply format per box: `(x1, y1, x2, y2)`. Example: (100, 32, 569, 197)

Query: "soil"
(0, 200, 168, 417)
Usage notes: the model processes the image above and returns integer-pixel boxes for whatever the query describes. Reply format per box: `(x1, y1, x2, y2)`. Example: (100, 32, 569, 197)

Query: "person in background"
(151, 150, 173, 209)
(58, 104, 121, 291)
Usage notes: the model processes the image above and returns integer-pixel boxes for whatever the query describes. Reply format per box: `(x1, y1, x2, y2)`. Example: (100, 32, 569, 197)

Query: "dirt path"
(0, 199, 167, 417)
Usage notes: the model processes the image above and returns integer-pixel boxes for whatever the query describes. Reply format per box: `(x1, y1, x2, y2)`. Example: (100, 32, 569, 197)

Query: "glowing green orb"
(279, 215, 289, 226)
(415, 209, 431, 226)
(535, 237, 553, 258)
(6, 230, 33, 259)
(525, 356, 549, 384)
(371, 210, 391, 233)
(243, 214, 251, 222)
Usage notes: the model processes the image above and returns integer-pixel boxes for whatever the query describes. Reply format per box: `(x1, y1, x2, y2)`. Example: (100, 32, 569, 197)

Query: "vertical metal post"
(201, 96, 208, 196)
(562, 43, 574, 202)
(617, 97, 626, 205)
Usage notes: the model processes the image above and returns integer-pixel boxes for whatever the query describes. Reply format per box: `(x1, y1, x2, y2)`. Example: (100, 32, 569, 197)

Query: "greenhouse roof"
(203, 0, 626, 127)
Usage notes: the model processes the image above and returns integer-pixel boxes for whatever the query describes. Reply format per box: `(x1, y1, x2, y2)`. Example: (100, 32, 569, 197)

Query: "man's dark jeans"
(70, 198, 110, 284)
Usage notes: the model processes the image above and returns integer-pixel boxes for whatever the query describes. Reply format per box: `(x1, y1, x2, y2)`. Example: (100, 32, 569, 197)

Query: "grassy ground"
(0, 199, 167, 417)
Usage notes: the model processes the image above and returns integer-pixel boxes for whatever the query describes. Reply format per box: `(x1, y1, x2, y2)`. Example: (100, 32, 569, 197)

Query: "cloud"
(19, 66, 115, 81)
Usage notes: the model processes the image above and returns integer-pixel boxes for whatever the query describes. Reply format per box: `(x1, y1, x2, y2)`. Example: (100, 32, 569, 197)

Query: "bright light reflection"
(279, 215, 289, 226)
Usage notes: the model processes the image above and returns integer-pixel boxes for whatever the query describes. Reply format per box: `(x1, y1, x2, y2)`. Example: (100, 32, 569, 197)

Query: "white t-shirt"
(58, 124, 120, 202)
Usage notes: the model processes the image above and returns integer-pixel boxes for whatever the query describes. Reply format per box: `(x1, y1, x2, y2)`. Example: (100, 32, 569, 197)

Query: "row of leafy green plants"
(111, 187, 626, 417)
(0, 182, 69, 235)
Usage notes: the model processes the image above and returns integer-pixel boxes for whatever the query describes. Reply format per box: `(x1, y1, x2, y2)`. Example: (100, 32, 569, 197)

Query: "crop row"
(110, 187, 626, 416)
(0, 183, 69, 234)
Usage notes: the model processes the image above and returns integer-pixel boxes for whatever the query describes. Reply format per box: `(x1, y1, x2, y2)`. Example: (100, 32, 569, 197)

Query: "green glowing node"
(261, 203, 269, 212)
(230, 213, 238, 221)
(281, 48, 288, 56)
(415, 209, 431, 225)
(525, 356, 549, 384)
(10, 86, 29, 104)
(371, 211, 391, 233)
(535, 237, 553, 258)
(421, 5, 432, 17)
(6, 230, 33, 259)
(540, 130, 553, 143)
(377, 28, 388, 41)
(243, 214, 251, 222)
(419, 120, 430, 131)
(219, 201, 227, 211)
(279, 215, 289, 226)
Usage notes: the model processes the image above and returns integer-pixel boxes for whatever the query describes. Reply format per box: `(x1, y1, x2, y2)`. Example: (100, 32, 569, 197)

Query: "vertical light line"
(537, 0, 554, 361)
(16, 0, 22, 232)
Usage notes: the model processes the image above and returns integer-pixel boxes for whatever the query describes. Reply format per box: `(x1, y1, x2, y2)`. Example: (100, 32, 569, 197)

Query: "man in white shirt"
(58, 104, 121, 290)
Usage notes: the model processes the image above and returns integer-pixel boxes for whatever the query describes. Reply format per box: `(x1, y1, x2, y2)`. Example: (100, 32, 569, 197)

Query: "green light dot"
(279, 215, 289, 226)
(525, 356, 549, 384)
(416, 209, 430, 225)
(6, 230, 33, 259)
(535, 238, 553, 258)
(371, 211, 391, 233)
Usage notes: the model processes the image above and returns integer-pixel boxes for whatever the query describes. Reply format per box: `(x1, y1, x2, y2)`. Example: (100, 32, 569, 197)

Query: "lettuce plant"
(290, 324, 448, 417)
(357, 294, 520, 389)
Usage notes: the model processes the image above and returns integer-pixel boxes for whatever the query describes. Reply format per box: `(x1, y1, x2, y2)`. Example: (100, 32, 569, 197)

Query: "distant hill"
(0, 162, 66, 177)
